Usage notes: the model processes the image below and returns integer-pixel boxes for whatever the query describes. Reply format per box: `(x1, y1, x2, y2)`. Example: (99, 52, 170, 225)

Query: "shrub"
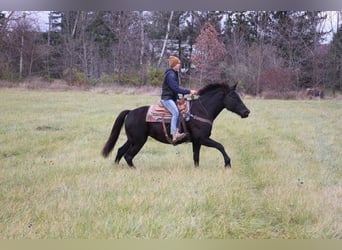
(147, 67, 164, 86)
(0, 70, 20, 82)
(258, 68, 293, 93)
(101, 72, 118, 84)
(63, 67, 87, 86)
(120, 74, 140, 85)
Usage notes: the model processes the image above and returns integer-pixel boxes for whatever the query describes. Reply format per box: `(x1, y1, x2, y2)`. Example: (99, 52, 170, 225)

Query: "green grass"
(0, 89, 341, 239)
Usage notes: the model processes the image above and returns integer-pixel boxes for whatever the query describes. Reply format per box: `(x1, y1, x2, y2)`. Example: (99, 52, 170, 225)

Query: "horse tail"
(102, 110, 130, 158)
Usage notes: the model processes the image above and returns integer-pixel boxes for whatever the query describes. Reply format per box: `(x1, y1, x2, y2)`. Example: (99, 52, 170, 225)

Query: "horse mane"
(197, 82, 229, 96)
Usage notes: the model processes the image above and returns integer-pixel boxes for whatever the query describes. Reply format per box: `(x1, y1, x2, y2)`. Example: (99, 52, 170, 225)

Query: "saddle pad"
(146, 100, 190, 123)
(146, 101, 172, 123)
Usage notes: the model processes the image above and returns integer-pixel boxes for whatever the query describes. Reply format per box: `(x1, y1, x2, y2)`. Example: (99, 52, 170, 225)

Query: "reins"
(189, 114, 212, 125)
(189, 97, 212, 126)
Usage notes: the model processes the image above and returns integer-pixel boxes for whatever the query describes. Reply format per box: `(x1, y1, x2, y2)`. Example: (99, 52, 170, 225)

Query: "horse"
(102, 82, 250, 168)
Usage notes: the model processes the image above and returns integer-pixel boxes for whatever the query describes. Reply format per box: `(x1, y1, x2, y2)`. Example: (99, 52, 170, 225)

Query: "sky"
(34, 11, 50, 31)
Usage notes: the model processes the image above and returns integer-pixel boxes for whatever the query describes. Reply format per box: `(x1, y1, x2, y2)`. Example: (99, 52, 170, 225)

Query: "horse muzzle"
(241, 109, 250, 118)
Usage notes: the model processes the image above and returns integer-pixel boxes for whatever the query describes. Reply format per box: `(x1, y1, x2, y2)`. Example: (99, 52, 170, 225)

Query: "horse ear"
(232, 81, 239, 90)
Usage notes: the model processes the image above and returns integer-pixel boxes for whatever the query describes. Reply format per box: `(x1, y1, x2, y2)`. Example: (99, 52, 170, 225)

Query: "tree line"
(0, 11, 341, 96)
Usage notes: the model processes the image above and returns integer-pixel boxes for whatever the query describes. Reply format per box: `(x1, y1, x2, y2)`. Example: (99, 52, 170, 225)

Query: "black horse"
(102, 83, 250, 168)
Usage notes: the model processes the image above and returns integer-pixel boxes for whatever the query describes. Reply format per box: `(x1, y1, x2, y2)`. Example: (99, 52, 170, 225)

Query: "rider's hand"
(190, 89, 197, 95)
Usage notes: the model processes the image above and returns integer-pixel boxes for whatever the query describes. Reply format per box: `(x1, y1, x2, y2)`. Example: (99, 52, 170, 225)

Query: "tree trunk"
(256, 44, 262, 96)
(47, 12, 51, 78)
(140, 11, 145, 85)
(29, 48, 34, 76)
(117, 11, 126, 83)
(158, 11, 174, 67)
(19, 32, 24, 80)
(80, 11, 88, 79)
(71, 11, 79, 38)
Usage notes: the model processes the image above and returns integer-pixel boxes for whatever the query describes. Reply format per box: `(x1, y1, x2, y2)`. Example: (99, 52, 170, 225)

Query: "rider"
(161, 55, 197, 143)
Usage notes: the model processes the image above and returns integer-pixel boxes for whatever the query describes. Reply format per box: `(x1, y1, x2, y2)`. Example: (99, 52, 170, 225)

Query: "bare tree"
(139, 11, 146, 85)
(0, 12, 42, 80)
(158, 11, 174, 67)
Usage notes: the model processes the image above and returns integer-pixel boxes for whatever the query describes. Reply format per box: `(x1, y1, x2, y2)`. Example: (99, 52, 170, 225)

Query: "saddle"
(146, 98, 189, 123)
(145, 97, 212, 144)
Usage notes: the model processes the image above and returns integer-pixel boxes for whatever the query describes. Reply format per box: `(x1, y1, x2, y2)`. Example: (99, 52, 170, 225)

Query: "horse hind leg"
(124, 141, 146, 168)
(115, 141, 130, 164)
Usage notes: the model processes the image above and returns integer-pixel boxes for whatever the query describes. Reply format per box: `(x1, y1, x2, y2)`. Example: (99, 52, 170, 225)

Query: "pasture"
(0, 88, 341, 239)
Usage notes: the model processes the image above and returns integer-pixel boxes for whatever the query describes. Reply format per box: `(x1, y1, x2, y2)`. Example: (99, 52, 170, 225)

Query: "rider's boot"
(172, 128, 187, 143)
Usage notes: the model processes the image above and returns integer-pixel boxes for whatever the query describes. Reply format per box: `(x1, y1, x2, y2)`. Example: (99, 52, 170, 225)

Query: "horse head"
(223, 83, 250, 118)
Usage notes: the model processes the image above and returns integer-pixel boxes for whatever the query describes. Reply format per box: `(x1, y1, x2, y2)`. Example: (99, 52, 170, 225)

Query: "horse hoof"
(225, 164, 231, 168)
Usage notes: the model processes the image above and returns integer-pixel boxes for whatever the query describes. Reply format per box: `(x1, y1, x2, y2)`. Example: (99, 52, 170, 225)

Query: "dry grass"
(0, 89, 341, 239)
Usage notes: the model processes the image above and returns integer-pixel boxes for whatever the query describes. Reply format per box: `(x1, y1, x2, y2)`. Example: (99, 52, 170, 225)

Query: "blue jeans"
(160, 99, 179, 135)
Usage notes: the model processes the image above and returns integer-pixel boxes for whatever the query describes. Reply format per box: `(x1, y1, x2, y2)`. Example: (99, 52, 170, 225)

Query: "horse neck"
(194, 91, 225, 120)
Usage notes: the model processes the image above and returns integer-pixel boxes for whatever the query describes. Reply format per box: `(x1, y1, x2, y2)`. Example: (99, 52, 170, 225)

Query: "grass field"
(0, 88, 341, 239)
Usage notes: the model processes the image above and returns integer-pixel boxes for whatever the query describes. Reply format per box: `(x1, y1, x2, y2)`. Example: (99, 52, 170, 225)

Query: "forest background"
(1, 11, 342, 98)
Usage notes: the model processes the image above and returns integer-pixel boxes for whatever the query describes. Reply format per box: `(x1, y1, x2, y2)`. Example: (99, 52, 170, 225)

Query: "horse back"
(125, 106, 149, 125)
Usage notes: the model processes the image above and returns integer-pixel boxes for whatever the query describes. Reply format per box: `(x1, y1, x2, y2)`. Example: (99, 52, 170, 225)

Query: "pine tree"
(192, 22, 226, 85)
(326, 25, 342, 93)
(269, 11, 326, 87)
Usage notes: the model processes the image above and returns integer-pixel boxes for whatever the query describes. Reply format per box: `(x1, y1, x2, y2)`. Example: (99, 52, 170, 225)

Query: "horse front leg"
(192, 141, 201, 167)
(201, 137, 231, 168)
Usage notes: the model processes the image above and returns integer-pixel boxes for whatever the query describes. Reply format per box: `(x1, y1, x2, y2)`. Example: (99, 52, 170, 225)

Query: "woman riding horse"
(102, 82, 250, 169)
(161, 55, 197, 143)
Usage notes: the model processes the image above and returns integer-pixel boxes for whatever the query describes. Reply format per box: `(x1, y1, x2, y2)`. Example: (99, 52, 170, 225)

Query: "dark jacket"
(161, 68, 190, 101)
